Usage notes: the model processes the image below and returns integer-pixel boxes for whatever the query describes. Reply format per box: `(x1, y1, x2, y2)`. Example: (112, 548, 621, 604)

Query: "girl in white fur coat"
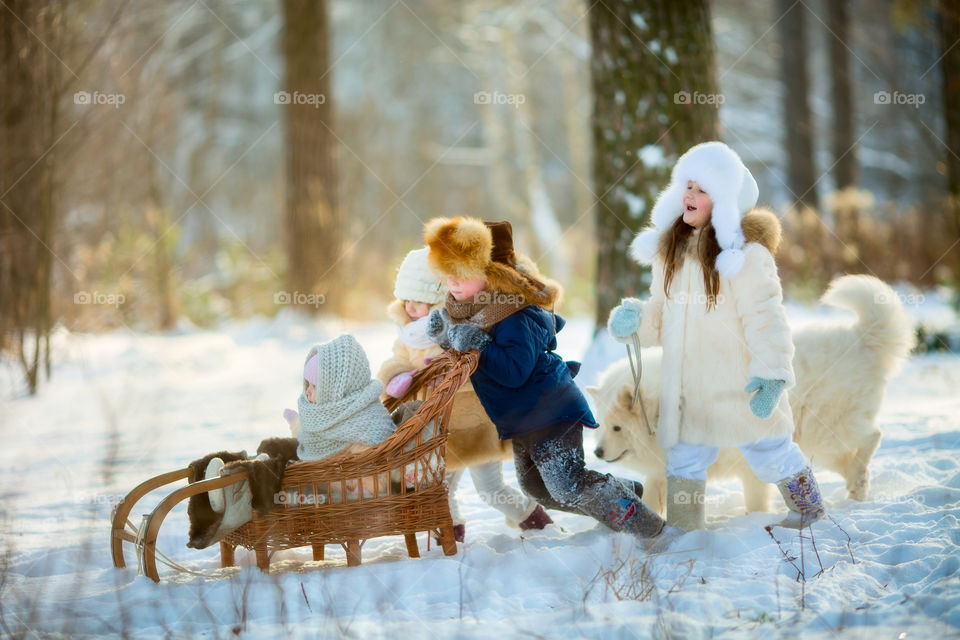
(608, 141, 826, 531)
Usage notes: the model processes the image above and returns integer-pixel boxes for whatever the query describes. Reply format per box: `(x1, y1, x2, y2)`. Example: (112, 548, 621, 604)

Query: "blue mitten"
(608, 298, 644, 343)
(745, 377, 786, 419)
(426, 308, 452, 349)
(447, 323, 492, 352)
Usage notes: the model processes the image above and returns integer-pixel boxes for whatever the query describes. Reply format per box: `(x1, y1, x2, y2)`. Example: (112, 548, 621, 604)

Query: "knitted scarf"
(296, 381, 397, 461)
(397, 314, 436, 350)
(445, 290, 529, 331)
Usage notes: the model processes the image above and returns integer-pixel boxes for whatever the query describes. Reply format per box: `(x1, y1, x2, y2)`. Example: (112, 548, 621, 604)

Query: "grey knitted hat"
(296, 335, 397, 461)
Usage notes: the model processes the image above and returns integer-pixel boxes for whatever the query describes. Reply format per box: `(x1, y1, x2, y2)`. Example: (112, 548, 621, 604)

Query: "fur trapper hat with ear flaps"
(629, 141, 761, 278)
(423, 217, 562, 309)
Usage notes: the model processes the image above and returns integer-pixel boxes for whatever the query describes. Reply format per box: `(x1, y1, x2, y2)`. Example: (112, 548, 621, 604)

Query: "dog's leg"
(741, 473, 770, 513)
(642, 474, 668, 517)
(847, 429, 882, 501)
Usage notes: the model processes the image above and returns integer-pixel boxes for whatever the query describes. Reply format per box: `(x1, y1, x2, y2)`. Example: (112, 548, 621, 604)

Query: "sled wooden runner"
(110, 350, 479, 582)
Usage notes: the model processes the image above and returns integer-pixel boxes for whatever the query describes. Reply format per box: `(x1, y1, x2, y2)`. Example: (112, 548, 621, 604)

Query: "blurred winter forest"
(2, 0, 958, 394)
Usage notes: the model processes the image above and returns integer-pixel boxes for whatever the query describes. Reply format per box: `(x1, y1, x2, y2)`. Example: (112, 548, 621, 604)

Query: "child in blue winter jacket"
(424, 217, 665, 538)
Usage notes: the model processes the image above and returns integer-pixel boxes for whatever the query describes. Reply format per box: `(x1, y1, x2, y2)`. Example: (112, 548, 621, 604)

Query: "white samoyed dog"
(586, 274, 915, 516)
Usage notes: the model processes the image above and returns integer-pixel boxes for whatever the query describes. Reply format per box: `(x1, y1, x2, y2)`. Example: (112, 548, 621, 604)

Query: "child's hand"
(427, 309, 452, 349)
(448, 324, 491, 352)
(607, 298, 644, 343)
(744, 377, 786, 419)
(283, 408, 300, 437)
(385, 370, 417, 398)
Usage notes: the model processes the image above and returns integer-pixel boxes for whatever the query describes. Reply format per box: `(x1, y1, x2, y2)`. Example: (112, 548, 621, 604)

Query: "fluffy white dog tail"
(821, 274, 916, 375)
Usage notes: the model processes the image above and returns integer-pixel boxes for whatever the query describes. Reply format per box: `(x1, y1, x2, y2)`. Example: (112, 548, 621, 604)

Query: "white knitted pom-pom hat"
(628, 141, 759, 278)
(393, 247, 446, 304)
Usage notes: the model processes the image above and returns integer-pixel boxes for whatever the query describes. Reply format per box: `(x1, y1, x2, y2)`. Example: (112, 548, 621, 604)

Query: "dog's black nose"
(594, 447, 604, 459)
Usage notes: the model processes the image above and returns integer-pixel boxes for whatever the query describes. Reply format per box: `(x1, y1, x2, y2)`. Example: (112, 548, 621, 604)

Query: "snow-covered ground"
(1, 302, 958, 639)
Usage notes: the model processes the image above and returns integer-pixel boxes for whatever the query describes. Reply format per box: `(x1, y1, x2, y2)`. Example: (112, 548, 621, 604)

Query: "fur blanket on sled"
(186, 437, 300, 549)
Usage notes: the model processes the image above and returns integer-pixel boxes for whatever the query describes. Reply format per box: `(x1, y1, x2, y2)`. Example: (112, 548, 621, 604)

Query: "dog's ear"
(616, 387, 634, 410)
(584, 386, 600, 402)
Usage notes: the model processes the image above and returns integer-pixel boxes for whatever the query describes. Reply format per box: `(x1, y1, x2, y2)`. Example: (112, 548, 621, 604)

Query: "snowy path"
(1, 312, 958, 638)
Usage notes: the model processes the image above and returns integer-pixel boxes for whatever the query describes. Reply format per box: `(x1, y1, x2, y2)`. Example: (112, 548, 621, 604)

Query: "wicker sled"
(110, 350, 479, 582)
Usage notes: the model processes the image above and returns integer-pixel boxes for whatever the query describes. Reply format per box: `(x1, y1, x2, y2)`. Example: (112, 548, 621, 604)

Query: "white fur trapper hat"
(393, 247, 446, 304)
(628, 141, 759, 278)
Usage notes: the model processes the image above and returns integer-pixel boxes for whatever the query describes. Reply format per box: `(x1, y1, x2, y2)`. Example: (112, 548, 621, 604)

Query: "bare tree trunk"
(146, 152, 178, 331)
(0, 0, 53, 394)
(588, 0, 720, 327)
(778, 0, 819, 211)
(39, 85, 55, 380)
(185, 25, 232, 273)
(828, 0, 856, 190)
(502, 31, 569, 282)
(475, 59, 519, 223)
(560, 51, 592, 224)
(939, 0, 960, 243)
(281, 0, 340, 312)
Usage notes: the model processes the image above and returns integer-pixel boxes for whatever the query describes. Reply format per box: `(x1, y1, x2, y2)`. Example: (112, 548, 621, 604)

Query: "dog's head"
(585, 354, 662, 471)
(585, 385, 640, 463)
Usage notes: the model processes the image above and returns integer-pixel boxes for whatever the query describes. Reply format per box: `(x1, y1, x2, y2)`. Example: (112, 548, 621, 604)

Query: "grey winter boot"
(605, 495, 665, 537)
(775, 467, 826, 529)
(666, 477, 706, 531)
(575, 474, 664, 537)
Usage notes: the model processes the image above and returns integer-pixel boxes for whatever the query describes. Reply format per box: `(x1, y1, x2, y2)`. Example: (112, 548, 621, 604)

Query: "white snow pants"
(664, 435, 809, 483)
(446, 461, 538, 527)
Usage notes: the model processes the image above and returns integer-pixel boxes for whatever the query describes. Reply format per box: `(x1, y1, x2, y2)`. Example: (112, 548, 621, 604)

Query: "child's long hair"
(658, 217, 721, 311)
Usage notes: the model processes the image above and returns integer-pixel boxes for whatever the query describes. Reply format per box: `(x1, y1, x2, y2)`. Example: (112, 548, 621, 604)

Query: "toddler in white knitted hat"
(378, 247, 448, 398)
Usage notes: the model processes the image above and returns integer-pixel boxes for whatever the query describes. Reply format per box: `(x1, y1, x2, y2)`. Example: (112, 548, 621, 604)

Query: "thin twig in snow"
(765, 525, 803, 580)
(301, 581, 312, 612)
(804, 525, 825, 578)
(799, 522, 805, 610)
(828, 514, 857, 564)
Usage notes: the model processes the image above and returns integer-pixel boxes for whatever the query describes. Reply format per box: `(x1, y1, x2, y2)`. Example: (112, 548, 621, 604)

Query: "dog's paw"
(847, 478, 869, 501)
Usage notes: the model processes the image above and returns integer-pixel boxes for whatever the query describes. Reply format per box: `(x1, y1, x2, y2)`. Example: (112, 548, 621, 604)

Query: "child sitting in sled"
(295, 334, 399, 500)
(192, 334, 431, 547)
(284, 334, 438, 498)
